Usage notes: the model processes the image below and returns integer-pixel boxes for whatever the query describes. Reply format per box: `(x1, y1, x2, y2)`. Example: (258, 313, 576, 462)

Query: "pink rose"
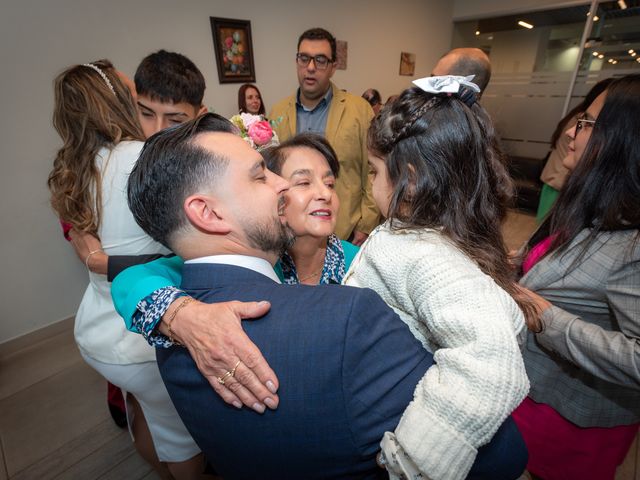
(224, 36, 233, 49)
(247, 121, 274, 146)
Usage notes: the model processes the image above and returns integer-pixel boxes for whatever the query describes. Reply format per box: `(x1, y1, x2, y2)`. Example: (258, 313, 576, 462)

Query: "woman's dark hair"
(368, 86, 539, 330)
(543, 74, 640, 259)
(262, 133, 340, 178)
(238, 83, 266, 115)
(549, 78, 613, 148)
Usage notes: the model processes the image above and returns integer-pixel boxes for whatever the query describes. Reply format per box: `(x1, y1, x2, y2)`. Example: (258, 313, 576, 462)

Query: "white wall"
(0, 0, 453, 343)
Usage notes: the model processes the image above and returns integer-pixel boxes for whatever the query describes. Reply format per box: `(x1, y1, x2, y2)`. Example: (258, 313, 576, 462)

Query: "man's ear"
(184, 194, 231, 234)
(197, 105, 208, 116)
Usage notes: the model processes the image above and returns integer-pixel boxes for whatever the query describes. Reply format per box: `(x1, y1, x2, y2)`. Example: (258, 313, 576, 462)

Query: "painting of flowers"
(210, 17, 256, 83)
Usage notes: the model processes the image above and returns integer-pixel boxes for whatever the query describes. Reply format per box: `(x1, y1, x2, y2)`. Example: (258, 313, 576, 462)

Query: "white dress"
(74, 141, 168, 364)
(74, 140, 199, 462)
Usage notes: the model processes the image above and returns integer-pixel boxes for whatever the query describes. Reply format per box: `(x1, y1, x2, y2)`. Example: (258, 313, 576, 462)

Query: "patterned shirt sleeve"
(133, 286, 188, 348)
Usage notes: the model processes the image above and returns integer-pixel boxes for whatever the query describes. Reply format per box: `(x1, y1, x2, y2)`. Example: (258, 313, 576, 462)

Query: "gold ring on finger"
(217, 360, 241, 385)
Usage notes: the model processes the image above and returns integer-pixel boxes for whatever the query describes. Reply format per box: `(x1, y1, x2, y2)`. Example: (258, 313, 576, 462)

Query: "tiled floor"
(0, 210, 637, 479)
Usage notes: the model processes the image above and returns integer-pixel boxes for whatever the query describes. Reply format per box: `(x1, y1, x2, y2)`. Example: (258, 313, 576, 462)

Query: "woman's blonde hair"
(48, 59, 144, 235)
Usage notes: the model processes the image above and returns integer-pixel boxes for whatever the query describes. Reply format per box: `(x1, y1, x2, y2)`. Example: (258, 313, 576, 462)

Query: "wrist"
(160, 295, 195, 344)
(87, 251, 108, 274)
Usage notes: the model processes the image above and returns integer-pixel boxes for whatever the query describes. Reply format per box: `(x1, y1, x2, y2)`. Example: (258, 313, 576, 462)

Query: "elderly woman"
(111, 133, 358, 410)
(513, 74, 640, 480)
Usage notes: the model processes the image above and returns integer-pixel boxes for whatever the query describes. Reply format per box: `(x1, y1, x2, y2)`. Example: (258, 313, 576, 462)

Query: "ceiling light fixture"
(475, 30, 480, 36)
(594, 15, 599, 21)
(629, 49, 635, 54)
(633, 53, 637, 57)
(598, 54, 604, 59)
(592, 51, 599, 56)
(518, 20, 534, 29)
(618, 0, 627, 9)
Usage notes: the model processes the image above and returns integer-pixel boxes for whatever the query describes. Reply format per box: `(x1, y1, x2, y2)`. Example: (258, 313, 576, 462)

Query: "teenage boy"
(134, 49, 208, 138)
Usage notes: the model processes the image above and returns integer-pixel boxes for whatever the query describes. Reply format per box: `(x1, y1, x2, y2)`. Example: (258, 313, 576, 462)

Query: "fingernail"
(264, 397, 277, 409)
(232, 401, 242, 409)
(258, 301, 270, 306)
(266, 380, 277, 393)
(252, 403, 265, 414)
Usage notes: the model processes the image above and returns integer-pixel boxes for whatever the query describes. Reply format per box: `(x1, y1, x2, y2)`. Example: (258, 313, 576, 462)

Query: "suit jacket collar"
(181, 263, 278, 291)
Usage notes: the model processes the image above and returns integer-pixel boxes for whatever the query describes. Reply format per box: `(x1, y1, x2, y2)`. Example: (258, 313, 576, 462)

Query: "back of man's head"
(297, 27, 337, 61)
(432, 48, 492, 95)
(127, 113, 234, 249)
(134, 49, 206, 107)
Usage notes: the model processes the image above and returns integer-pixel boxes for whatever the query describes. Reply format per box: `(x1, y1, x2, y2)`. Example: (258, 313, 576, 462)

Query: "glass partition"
(452, 1, 640, 160)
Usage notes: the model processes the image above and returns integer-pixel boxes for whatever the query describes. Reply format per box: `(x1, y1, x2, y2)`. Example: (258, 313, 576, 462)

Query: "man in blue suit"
(127, 113, 526, 480)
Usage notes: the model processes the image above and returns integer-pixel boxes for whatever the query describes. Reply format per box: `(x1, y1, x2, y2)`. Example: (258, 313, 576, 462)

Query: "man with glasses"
(269, 28, 378, 246)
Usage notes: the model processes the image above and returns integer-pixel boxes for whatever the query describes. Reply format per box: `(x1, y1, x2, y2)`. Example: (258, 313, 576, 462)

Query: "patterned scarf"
(279, 234, 346, 285)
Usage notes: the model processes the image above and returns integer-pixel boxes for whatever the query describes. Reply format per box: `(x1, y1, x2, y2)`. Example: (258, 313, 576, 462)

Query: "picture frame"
(399, 52, 416, 76)
(335, 40, 348, 70)
(210, 17, 256, 84)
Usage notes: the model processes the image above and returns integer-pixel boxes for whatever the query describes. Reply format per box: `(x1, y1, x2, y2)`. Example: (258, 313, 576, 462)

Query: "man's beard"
(245, 216, 295, 257)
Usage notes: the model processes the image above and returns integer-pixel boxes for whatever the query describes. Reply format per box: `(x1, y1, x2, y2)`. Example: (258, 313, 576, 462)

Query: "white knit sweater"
(343, 223, 529, 480)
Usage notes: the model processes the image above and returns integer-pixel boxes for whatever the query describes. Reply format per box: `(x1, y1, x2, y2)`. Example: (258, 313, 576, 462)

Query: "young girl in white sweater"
(343, 76, 538, 480)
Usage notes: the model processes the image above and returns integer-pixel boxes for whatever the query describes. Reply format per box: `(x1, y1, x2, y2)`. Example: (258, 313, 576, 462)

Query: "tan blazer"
(270, 83, 379, 239)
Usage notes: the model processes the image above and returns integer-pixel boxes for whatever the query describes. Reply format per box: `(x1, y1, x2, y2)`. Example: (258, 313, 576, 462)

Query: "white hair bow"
(412, 75, 481, 94)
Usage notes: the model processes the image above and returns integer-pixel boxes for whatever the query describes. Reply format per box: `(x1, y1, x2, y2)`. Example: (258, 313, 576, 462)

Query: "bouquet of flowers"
(230, 113, 279, 150)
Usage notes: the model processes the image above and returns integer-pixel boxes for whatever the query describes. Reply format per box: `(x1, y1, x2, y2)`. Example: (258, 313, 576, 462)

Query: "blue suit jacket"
(157, 263, 526, 480)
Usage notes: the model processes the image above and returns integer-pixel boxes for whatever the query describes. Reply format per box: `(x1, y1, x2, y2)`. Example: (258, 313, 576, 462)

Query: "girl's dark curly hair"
(368, 86, 539, 331)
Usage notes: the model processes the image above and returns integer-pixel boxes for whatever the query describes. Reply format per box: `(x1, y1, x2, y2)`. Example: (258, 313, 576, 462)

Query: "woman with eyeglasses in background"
(535, 78, 613, 222)
(513, 74, 640, 480)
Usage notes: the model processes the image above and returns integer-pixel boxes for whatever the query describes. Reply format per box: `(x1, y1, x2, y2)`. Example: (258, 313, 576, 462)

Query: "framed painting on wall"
(210, 17, 256, 83)
(335, 40, 348, 70)
(399, 52, 416, 76)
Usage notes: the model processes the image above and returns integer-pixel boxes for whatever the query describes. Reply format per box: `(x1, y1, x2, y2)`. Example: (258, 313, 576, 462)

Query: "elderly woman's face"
(279, 147, 339, 239)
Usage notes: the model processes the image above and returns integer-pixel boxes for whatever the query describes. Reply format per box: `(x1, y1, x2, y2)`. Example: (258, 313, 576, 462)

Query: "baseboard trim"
(0, 316, 74, 359)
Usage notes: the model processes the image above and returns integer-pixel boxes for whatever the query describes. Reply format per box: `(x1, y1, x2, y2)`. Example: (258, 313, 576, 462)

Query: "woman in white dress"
(47, 60, 209, 480)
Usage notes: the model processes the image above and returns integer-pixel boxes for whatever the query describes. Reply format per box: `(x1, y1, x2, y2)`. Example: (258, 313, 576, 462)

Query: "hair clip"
(412, 75, 480, 107)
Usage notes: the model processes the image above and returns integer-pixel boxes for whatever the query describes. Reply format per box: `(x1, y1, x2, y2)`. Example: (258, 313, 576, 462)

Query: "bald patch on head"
(432, 48, 492, 96)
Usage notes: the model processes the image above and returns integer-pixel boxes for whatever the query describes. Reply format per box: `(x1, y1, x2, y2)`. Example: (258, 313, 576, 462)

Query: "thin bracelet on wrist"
(84, 249, 103, 269)
(165, 296, 195, 345)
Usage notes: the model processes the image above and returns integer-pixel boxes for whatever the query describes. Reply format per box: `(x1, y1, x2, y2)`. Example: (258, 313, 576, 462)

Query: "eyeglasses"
(576, 117, 596, 133)
(295, 53, 333, 70)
